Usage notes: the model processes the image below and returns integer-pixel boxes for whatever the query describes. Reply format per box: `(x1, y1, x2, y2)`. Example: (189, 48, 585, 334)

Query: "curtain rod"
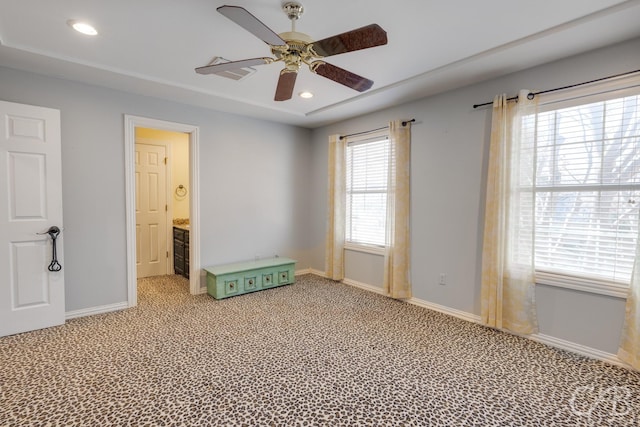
(472, 68, 640, 109)
(339, 119, 415, 140)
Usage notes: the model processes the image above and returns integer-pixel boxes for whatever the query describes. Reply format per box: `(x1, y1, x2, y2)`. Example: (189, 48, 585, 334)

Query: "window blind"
(530, 93, 640, 284)
(346, 136, 390, 247)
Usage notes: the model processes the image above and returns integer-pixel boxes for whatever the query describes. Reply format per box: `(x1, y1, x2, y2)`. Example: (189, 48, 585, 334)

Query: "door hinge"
(164, 157, 168, 165)
(165, 204, 168, 212)
(166, 251, 169, 258)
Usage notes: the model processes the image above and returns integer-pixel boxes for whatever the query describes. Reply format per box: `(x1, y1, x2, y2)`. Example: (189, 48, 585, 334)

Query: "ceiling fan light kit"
(195, 2, 387, 101)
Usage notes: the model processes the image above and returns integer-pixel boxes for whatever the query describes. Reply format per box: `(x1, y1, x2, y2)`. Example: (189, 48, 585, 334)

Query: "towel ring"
(175, 185, 188, 197)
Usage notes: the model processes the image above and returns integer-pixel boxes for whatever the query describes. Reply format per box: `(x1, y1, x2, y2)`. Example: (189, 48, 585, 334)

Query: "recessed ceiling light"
(68, 20, 98, 36)
(299, 91, 314, 99)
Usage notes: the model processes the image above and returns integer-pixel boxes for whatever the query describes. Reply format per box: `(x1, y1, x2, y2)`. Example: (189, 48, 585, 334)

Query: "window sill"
(344, 243, 386, 256)
(535, 271, 629, 299)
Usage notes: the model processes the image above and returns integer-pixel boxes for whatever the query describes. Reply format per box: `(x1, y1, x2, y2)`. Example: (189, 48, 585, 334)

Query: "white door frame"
(124, 115, 200, 306)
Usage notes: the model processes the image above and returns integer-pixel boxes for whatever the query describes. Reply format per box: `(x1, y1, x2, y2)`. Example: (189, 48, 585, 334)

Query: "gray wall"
(2, 36, 638, 356)
(0, 66, 313, 312)
(308, 37, 640, 354)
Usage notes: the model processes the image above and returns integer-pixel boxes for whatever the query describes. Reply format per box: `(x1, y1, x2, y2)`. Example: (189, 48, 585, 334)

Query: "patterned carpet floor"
(1, 274, 639, 426)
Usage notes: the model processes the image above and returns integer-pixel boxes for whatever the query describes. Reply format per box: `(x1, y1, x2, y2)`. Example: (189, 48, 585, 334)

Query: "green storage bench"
(204, 257, 296, 299)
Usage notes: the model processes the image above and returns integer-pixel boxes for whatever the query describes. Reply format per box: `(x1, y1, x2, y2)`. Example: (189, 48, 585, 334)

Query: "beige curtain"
(325, 134, 345, 280)
(383, 120, 412, 299)
(619, 244, 640, 370)
(481, 90, 538, 334)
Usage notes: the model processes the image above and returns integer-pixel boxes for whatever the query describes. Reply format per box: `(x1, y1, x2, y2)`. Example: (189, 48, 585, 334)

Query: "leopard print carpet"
(1, 274, 639, 426)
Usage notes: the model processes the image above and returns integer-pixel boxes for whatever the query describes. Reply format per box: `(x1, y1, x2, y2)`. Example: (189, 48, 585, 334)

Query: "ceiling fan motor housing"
(275, 1, 314, 72)
(273, 30, 317, 72)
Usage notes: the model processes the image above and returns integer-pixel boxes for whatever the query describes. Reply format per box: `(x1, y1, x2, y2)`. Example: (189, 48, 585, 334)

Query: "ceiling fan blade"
(275, 71, 297, 101)
(310, 24, 387, 58)
(311, 62, 373, 92)
(195, 58, 271, 75)
(217, 5, 286, 46)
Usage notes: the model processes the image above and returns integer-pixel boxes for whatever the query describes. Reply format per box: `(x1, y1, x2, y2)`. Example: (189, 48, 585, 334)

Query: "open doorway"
(124, 116, 201, 307)
(135, 128, 189, 279)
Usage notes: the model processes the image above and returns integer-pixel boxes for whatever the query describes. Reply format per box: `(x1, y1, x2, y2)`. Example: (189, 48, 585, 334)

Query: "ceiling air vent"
(206, 56, 257, 81)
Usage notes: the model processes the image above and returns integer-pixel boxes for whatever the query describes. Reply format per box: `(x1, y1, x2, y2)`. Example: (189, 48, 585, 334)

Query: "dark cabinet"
(173, 227, 189, 278)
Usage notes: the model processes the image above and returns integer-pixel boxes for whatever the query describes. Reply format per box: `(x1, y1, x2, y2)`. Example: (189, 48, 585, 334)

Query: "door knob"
(38, 226, 62, 271)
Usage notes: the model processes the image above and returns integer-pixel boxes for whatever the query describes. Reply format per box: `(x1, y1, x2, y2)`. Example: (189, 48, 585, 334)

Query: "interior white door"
(135, 143, 168, 278)
(0, 100, 64, 337)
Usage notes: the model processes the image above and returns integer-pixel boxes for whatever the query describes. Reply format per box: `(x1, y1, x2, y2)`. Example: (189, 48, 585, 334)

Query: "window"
(525, 86, 640, 293)
(345, 132, 390, 248)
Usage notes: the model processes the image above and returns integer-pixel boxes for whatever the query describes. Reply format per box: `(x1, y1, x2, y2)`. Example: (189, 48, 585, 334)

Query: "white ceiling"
(1, 0, 640, 128)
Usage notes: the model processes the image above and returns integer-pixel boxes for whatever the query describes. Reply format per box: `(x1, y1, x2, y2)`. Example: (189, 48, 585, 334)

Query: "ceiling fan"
(195, 2, 388, 101)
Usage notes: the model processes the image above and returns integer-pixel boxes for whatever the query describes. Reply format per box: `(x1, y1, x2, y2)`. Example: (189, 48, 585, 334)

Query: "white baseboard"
(336, 275, 633, 371)
(65, 302, 129, 320)
(530, 333, 630, 369)
(308, 268, 327, 278)
(62, 270, 635, 372)
(407, 297, 482, 324)
(342, 278, 387, 295)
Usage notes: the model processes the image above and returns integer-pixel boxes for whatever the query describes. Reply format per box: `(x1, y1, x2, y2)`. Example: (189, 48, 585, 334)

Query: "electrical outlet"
(255, 254, 261, 261)
(439, 273, 447, 285)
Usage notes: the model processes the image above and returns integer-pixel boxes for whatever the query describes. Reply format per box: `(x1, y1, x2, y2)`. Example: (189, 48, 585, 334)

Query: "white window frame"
(530, 75, 640, 298)
(345, 130, 390, 254)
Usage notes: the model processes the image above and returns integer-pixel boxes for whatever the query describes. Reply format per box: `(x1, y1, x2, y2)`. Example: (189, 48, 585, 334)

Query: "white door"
(0, 100, 64, 337)
(136, 143, 168, 278)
